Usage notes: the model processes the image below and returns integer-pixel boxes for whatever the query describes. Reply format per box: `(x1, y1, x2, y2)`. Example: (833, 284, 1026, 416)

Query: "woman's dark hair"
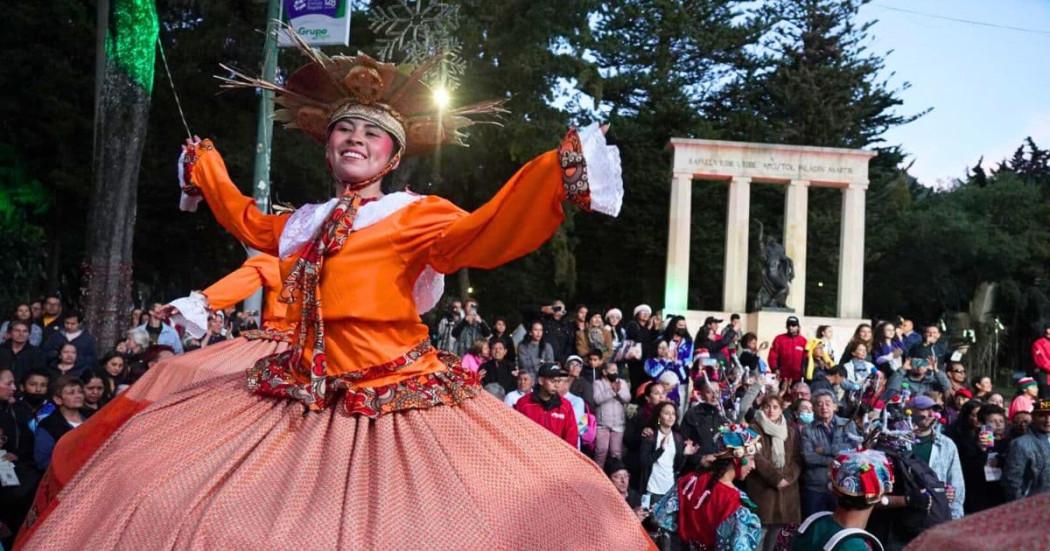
(953, 400, 983, 435)
(741, 332, 758, 349)
(873, 321, 895, 345)
(705, 457, 735, 490)
(971, 375, 991, 390)
(816, 325, 830, 339)
(647, 401, 678, 430)
(978, 404, 1006, 423)
(96, 351, 127, 399)
(661, 315, 689, 343)
(836, 493, 876, 511)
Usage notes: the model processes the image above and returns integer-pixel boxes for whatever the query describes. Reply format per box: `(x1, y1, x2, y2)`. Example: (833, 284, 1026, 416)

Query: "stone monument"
(662, 138, 875, 357)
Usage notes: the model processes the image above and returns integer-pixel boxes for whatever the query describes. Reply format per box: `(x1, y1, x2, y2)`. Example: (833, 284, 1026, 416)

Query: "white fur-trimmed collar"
(278, 191, 422, 260)
(276, 191, 444, 314)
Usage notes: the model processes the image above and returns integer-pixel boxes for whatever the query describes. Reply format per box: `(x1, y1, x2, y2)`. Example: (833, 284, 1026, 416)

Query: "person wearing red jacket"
(1032, 322, 1050, 398)
(515, 362, 579, 446)
(768, 316, 807, 385)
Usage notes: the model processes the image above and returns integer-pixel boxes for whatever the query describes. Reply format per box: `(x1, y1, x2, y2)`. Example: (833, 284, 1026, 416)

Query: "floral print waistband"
(246, 341, 478, 418)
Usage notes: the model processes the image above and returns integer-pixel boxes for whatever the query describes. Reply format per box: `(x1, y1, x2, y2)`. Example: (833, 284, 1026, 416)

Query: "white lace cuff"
(168, 291, 210, 339)
(579, 122, 623, 217)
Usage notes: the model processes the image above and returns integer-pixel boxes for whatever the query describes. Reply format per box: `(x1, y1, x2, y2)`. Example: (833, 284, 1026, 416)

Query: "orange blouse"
(190, 140, 568, 388)
(201, 254, 289, 330)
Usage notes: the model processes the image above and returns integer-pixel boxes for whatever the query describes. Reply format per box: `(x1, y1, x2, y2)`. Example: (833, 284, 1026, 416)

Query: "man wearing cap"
(768, 316, 807, 385)
(1003, 398, 1050, 500)
(514, 362, 579, 446)
(694, 316, 729, 362)
(565, 355, 594, 410)
(909, 395, 965, 519)
(1032, 322, 1050, 398)
(793, 448, 894, 551)
(1009, 377, 1039, 420)
(885, 357, 950, 400)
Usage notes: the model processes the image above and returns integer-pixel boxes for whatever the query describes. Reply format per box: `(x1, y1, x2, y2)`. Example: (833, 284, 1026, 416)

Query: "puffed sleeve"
(181, 140, 289, 254)
(202, 256, 269, 310)
(392, 124, 622, 274)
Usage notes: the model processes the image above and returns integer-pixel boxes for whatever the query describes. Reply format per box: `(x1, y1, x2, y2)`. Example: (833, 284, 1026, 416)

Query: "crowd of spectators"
(2, 291, 1050, 549)
(0, 295, 251, 545)
(432, 299, 1050, 550)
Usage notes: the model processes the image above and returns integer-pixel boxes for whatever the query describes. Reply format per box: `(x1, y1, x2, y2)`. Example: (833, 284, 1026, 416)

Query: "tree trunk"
(83, 0, 157, 351)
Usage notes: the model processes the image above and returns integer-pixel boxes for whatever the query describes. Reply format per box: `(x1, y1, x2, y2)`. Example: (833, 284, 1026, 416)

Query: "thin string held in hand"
(156, 36, 192, 139)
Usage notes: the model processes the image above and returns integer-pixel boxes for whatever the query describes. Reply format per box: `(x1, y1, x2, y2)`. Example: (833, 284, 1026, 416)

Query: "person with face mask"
(800, 390, 858, 517)
(15, 369, 52, 431)
(794, 399, 815, 427)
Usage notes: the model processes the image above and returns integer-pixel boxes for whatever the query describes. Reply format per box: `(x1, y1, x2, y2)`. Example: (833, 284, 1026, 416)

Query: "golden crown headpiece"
(217, 24, 507, 156)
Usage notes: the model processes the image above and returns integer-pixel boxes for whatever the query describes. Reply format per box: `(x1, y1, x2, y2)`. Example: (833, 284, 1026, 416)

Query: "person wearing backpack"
(865, 403, 953, 550)
(793, 448, 895, 551)
(907, 396, 965, 519)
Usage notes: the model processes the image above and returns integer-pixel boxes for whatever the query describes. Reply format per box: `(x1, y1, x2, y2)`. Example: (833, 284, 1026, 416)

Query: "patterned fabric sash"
(247, 192, 362, 411)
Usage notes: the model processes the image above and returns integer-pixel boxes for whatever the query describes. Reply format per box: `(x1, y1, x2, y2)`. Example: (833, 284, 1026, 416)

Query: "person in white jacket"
(592, 362, 631, 469)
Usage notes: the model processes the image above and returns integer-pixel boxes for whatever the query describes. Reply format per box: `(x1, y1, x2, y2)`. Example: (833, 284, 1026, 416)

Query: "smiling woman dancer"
(18, 34, 650, 550)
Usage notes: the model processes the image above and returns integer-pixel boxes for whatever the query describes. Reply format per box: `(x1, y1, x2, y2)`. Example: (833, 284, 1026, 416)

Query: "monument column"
(837, 182, 867, 318)
(664, 173, 693, 313)
(723, 176, 751, 313)
(783, 179, 809, 314)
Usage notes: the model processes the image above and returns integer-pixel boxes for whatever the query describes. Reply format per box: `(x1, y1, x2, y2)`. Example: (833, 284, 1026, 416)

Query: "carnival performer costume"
(677, 424, 764, 551)
(18, 31, 651, 550)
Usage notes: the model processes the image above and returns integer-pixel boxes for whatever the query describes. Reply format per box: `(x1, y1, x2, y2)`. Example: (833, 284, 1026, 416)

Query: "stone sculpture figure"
(752, 220, 794, 310)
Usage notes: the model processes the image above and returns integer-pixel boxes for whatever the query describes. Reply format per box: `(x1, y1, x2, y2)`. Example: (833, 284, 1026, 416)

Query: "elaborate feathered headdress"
(216, 24, 506, 157)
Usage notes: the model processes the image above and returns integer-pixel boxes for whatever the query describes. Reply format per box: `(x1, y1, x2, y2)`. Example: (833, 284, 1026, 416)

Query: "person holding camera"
(434, 300, 464, 352)
(451, 299, 490, 358)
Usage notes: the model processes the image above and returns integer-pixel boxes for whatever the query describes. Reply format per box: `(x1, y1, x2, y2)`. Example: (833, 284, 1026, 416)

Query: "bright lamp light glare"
(433, 87, 451, 109)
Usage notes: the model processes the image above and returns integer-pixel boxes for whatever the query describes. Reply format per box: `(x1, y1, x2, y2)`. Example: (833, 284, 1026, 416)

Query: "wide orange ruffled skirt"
(19, 355, 652, 549)
(18, 336, 288, 547)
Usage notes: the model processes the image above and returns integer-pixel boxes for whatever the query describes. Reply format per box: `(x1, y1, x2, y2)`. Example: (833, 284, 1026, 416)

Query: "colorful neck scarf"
(248, 191, 363, 411)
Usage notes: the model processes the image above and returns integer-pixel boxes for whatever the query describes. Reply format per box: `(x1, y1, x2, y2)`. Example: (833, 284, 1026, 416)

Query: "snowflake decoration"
(368, 0, 465, 88)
